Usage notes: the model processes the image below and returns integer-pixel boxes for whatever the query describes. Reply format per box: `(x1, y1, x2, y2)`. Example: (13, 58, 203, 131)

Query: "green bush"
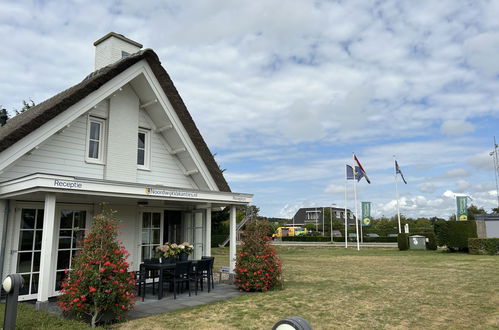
(433, 220, 477, 251)
(468, 238, 499, 255)
(212, 234, 227, 247)
(398, 233, 409, 250)
(281, 236, 398, 243)
(447, 221, 477, 251)
(434, 220, 448, 246)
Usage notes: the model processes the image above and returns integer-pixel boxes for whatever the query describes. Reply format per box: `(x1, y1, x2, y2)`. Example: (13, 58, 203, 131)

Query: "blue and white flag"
(346, 165, 364, 181)
(395, 160, 407, 184)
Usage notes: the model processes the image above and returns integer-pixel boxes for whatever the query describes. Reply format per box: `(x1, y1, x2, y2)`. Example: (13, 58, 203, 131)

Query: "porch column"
(229, 205, 236, 274)
(36, 193, 57, 308)
(205, 207, 211, 257)
(0, 199, 8, 280)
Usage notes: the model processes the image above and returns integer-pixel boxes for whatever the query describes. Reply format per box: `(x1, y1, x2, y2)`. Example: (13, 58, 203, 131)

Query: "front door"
(54, 208, 90, 292)
(14, 208, 44, 300)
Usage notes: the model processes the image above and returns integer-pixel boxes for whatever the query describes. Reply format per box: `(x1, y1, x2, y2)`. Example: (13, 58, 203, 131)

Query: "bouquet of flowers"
(179, 242, 194, 255)
(155, 242, 177, 258)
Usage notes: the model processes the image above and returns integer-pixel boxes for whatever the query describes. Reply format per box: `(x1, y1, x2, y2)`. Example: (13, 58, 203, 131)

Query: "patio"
(23, 282, 248, 321)
(128, 283, 248, 319)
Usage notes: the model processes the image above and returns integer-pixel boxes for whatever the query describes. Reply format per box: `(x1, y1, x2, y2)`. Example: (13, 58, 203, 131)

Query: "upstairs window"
(86, 116, 106, 164)
(137, 128, 150, 169)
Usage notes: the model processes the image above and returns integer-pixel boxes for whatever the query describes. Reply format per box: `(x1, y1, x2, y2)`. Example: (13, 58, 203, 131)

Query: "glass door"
(54, 209, 88, 292)
(15, 208, 44, 300)
(140, 211, 162, 261)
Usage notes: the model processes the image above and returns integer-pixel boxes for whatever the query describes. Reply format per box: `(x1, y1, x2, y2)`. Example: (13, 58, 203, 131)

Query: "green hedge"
(433, 220, 477, 251)
(398, 233, 409, 250)
(468, 238, 499, 255)
(281, 236, 397, 243)
(282, 236, 332, 242)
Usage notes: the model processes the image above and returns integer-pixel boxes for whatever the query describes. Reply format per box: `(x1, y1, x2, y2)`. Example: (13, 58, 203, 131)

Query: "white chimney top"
(93, 32, 143, 70)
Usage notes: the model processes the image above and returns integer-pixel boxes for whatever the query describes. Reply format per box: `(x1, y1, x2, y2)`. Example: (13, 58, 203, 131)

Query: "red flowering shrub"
(235, 221, 282, 292)
(57, 210, 136, 327)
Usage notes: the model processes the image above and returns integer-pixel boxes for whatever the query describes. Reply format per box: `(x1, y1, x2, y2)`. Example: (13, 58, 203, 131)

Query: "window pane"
(19, 231, 34, 251)
(74, 211, 86, 229)
(19, 274, 30, 295)
(57, 250, 71, 270)
(142, 230, 150, 244)
(152, 229, 160, 244)
(73, 230, 84, 248)
(36, 209, 44, 229)
(138, 132, 145, 149)
(143, 213, 151, 228)
(21, 209, 36, 229)
(59, 230, 72, 249)
(17, 252, 32, 273)
(32, 252, 41, 272)
(34, 230, 43, 250)
(142, 246, 150, 261)
(60, 210, 73, 229)
(88, 140, 99, 159)
(137, 149, 145, 165)
(90, 122, 100, 140)
(152, 213, 161, 228)
(55, 271, 65, 291)
(31, 273, 39, 294)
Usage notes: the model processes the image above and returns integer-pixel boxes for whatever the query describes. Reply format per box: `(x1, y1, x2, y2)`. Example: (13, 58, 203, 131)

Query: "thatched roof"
(0, 49, 230, 192)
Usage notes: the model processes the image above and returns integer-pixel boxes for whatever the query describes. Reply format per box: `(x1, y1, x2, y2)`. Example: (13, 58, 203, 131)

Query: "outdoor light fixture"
(272, 317, 313, 330)
(2, 274, 24, 330)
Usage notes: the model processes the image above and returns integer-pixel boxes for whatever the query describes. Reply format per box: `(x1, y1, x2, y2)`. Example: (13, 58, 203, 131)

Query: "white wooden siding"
(136, 109, 196, 189)
(105, 85, 139, 182)
(0, 115, 104, 181)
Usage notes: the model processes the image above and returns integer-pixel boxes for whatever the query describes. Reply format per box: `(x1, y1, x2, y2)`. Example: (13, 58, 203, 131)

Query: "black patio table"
(141, 260, 198, 300)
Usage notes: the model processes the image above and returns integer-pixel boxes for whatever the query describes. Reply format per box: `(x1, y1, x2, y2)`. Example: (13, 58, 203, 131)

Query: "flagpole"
(353, 153, 360, 251)
(394, 156, 402, 234)
(344, 170, 348, 248)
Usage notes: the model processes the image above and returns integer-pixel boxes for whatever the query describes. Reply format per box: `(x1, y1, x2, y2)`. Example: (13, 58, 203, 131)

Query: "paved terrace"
(24, 283, 248, 321)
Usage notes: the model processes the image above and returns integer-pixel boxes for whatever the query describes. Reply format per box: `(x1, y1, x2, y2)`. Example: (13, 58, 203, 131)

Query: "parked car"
(387, 233, 398, 237)
(364, 233, 380, 238)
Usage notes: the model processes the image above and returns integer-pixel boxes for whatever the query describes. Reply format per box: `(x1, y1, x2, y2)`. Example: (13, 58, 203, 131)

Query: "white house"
(0, 32, 252, 306)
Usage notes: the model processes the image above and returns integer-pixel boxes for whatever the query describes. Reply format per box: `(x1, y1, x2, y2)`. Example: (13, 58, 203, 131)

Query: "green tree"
(14, 99, 35, 115)
(467, 204, 487, 220)
(491, 207, 499, 214)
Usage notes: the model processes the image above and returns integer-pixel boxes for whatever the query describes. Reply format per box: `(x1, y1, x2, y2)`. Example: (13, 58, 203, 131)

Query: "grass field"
(117, 247, 499, 329)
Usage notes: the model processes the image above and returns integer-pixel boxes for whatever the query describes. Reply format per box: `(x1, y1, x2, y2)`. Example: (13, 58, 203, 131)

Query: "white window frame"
(85, 116, 106, 164)
(137, 128, 151, 170)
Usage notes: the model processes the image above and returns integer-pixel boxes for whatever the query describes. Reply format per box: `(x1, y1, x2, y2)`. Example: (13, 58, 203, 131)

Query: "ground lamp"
(2, 274, 24, 330)
(272, 316, 313, 330)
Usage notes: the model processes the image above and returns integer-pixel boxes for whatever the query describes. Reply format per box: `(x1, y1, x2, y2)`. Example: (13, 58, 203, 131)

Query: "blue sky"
(1, 0, 498, 218)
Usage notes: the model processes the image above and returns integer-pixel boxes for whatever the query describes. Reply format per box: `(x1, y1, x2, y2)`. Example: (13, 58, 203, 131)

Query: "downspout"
(0, 200, 10, 282)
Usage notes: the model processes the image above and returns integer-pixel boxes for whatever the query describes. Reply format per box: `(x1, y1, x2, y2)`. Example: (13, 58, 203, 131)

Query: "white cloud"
(419, 182, 437, 193)
(467, 151, 495, 170)
(441, 120, 475, 136)
(464, 32, 499, 77)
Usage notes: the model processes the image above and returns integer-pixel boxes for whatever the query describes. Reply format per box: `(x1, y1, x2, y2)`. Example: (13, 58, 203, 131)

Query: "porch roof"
(0, 173, 252, 205)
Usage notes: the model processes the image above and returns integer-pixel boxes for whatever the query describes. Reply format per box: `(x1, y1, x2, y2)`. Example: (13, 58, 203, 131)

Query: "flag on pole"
(395, 160, 407, 184)
(353, 155, 371, 184)
(346, 165, 364, 181)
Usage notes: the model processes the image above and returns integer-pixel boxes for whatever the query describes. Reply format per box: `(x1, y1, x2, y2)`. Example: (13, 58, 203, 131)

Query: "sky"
(1, 0, 499, 219)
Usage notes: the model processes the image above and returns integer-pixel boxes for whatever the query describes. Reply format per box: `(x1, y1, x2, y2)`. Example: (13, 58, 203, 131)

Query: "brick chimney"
(93, 32, 143, 70)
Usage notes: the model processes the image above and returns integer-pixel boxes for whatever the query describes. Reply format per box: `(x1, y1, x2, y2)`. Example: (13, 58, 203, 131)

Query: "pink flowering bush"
(57, 210, 136, 327)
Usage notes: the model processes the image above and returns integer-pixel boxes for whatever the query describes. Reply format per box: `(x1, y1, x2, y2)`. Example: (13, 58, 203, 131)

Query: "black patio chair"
(194, 258, 212, 293)
(164, 261, 193, 299)
(138, 258, 160, 301)
(202, 256, 215, 289)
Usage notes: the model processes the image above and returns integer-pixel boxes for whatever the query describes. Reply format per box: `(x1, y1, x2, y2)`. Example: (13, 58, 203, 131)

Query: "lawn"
(117, 247, 499, 329)
(0, 302, 95, 329)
